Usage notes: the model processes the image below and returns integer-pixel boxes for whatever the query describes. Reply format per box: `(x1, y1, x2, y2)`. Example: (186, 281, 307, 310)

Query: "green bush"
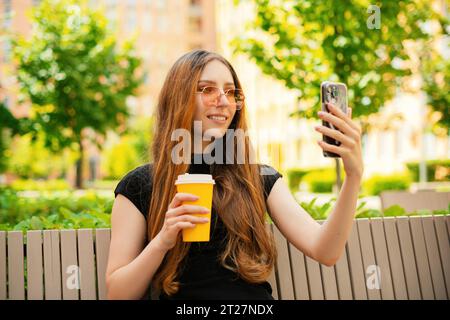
(85, 179, 120, 190)
(288, 166, 349, 193)
(0, 188, 113, 231)
(10, 179, 71, 191)
(299, 196, 449, 220)
(362, 173, 412, 196)
(405, 159, 450, 182)
(302, 169, 346, 193)
(286, 168, 310, 191)
(8, 133, 77, 179)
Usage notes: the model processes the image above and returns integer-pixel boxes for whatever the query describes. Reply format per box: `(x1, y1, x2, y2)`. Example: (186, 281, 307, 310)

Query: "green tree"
(420, 46, 450, 135)
(232, 0, 441, 189)
(233, 0, 437, 118)
(12, 0, 143, 188)
(0, 101, 20, 173)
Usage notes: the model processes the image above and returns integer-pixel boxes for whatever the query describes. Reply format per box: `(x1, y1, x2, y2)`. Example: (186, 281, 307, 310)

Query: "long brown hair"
(148, 50, 277, 296)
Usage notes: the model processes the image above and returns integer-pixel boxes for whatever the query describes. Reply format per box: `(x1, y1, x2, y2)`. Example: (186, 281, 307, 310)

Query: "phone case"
(320, 81, 348, 158)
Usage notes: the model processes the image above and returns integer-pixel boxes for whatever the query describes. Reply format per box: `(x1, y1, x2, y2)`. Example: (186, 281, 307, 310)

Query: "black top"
(114, 155, 283, 300)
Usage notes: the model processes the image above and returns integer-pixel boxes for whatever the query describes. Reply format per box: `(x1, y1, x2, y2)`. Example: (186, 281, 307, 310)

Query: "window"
(143, 10, 152, 32)
(2, 39, 11, 62)
(3, 0, 12, 29)
(157, 16, 168, 32)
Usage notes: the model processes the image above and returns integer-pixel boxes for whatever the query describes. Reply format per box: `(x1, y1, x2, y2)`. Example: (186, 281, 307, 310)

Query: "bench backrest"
(1, 216, 449, 300)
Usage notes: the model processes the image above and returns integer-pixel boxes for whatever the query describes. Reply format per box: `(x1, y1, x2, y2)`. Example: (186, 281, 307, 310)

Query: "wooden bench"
(1, 216, 449, 300)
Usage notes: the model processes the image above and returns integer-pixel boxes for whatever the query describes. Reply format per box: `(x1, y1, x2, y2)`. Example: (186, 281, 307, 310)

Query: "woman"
(106, 50, 364, 300)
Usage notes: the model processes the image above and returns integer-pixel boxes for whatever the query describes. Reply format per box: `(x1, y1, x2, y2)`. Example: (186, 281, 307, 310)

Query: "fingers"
(317, 140, 345, 156)
(166, 214, 209, 227)
(318, 110, 357, 140)
(168, 193, 199, 210)
(173, 222, 196, 230)
(315, 125, 355, 147)
(166, 204, 210, 218)
(322, 103, 361, 135)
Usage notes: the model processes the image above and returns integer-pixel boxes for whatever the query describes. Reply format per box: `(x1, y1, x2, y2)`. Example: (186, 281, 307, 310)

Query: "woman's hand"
(154, 193, 210, 251)
(315, 103, 364, 179)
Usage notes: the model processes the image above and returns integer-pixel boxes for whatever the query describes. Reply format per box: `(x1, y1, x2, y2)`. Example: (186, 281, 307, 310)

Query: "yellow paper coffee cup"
(175, 173, 215, 242)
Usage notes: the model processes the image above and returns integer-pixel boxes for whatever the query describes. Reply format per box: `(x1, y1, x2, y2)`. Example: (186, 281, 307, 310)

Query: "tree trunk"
(75, 140, 84, 189)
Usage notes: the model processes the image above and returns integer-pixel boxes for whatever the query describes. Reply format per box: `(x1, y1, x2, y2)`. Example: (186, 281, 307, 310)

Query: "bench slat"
(267, 268, 278, 300)
(272, 225, 295, 300)
(266, 224, 278, 300)
(316, 220, 338, 300)
(320, 264, 338, 300)
(370, 218, 395, 299)
(95, 229, 111, 300)
(396, 217, 421, 299)
(421, 216, 447, 299)
(27, 231, 43, 300)
(434, 215, 450, 298)
(0, 231, 6, 299)
(305, 256, 323, 300)
(357, 219, 381, 300)
(8, 231, 25, 300)
(78, 229, 97, 300)
(409, 216, 434, 299)
(447, 215, 450, 235)
(334, 244, 353, 300)
(383, 218, 408, 299)
(43, 230, 62, 299)
(346, 220, 367, 299)
(288, 243, 309, 300)
(60, 230, 79, 300)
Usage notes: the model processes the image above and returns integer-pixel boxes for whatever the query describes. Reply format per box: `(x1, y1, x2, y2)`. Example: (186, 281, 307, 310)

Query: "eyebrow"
(198, 79, 235, 86)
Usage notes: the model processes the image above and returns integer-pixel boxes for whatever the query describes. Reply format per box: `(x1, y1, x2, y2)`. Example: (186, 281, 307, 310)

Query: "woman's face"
(193, 59, 238, 142)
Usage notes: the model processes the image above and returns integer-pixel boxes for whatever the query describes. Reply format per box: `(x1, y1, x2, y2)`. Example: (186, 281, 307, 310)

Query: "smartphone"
(320, 81, 348, 158)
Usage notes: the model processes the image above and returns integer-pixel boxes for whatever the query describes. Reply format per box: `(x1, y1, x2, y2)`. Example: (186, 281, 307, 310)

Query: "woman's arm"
(267, 175, 361, 266)
(267, 103, 363, 266)
(105, 195, 169, 300)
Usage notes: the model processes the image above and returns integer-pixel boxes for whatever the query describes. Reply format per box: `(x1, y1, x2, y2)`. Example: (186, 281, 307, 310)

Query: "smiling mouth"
(207, 115, 228, 121)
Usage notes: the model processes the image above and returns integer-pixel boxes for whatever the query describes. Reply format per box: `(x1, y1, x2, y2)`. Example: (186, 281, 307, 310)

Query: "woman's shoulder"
(113, 163, 153, 217)
(257, 164, 283, 199)
(114, 163, 153, 190)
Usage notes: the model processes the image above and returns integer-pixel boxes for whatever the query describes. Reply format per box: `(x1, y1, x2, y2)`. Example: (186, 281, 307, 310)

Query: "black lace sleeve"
(114, 163, 153, 218)
(259, 164, 283, 201)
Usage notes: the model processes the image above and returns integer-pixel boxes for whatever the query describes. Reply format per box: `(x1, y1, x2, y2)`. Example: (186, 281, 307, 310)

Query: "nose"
(216, 90, 230, 107)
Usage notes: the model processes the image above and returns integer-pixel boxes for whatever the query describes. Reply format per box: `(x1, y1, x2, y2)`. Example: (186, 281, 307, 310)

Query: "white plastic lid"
(175, 173, 215, 185)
